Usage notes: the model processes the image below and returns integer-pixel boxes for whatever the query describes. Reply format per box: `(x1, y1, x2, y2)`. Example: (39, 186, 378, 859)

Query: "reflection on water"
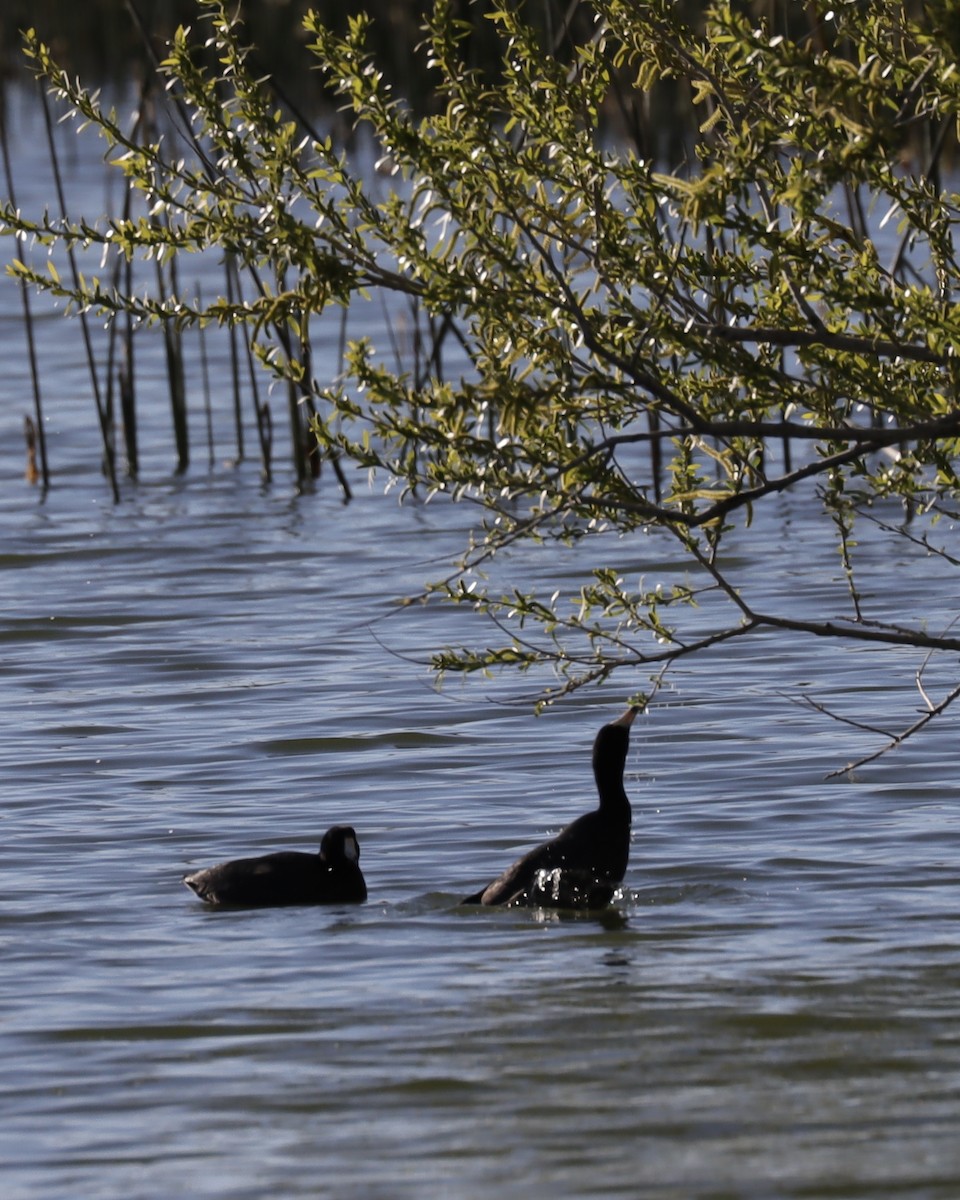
(3, 82, 960, 1200)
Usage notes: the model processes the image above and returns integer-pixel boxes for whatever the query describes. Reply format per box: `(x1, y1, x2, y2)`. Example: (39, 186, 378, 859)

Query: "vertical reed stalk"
(38, 79, 119, 499)
(286, 374, 307, 484)
(222, 240, 272, 480)
(163, 319, 189, 473)
(275, 268, 308, 486)
(23, 417, 41, 485)
(119, 254, 138, 478)
(240, 310, 272, 483)
(298, 317, 320, 480)
(114, 79, 151, 480)
(1, 92, 50, 490)
(242, 259, 351, 496)
(648, 408, 663, 504)
(225, 255, 245, 462)
(780, 352, 792, 474)
(155, 253, 189, 472)
(196, 286, 215, 470)
(257, 402, 274, 484)
(105, 177, 136, 476)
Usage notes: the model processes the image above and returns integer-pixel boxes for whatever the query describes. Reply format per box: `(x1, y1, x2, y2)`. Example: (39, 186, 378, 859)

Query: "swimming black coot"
(183, 824, 367, 907)
(462, 706, 639, 909)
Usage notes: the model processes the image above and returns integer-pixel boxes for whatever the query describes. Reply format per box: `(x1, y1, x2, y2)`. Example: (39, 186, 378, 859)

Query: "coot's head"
(320, 825, 361, 865)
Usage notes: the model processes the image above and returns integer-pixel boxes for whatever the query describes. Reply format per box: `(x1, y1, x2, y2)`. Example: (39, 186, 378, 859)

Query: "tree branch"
(825, 681, 960, 778)
(685, 322, 946, 365)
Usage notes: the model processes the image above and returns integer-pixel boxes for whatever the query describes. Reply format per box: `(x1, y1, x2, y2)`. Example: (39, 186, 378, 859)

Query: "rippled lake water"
(3, 81, 960, 1198)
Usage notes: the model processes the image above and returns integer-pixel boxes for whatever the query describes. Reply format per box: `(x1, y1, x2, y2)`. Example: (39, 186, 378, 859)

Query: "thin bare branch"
(782, 691, 894, 739)
(826, 682, 960, 778)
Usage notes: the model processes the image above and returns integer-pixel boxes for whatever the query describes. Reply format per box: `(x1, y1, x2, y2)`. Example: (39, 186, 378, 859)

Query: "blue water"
(3, 80, 960, 1198)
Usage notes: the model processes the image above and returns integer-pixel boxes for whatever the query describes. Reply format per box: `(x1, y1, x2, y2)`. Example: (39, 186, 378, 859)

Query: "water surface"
(3, 81, 960, 1200)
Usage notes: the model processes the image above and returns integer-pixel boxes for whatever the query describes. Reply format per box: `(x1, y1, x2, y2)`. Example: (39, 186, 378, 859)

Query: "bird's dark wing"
(463, 814, 599, 905)
(463, 842, 559, 905)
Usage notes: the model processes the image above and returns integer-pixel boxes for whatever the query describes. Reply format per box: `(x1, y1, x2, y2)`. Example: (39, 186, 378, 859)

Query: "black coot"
(183, 824, 367, 907)
(463, 707, 639, 909)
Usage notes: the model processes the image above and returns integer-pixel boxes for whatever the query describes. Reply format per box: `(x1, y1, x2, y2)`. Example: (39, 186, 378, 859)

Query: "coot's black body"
(183, 825, 367, 907)
(463, 707, 639, 910)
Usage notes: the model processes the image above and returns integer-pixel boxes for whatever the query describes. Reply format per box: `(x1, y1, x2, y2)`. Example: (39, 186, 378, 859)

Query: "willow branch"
(782, 691, 894, 738)
(825, 681, 960, 778)
(685, 322, 946, 365)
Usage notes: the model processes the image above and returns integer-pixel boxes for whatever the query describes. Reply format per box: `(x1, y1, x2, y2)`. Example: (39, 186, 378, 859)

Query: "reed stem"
(38, 78, 120, 500)
(1, 89, 50, 490)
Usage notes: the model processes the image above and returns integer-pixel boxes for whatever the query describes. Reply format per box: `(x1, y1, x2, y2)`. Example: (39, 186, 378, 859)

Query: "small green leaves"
(7, 0, 960, 710)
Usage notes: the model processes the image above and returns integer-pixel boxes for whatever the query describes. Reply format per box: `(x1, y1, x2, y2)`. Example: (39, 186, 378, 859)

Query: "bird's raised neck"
(592, 706, 639, 811)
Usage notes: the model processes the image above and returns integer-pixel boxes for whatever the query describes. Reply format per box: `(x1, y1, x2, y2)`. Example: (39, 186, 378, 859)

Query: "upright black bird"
(462, 706, 639, 909)
(183, 824, 367, 907)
